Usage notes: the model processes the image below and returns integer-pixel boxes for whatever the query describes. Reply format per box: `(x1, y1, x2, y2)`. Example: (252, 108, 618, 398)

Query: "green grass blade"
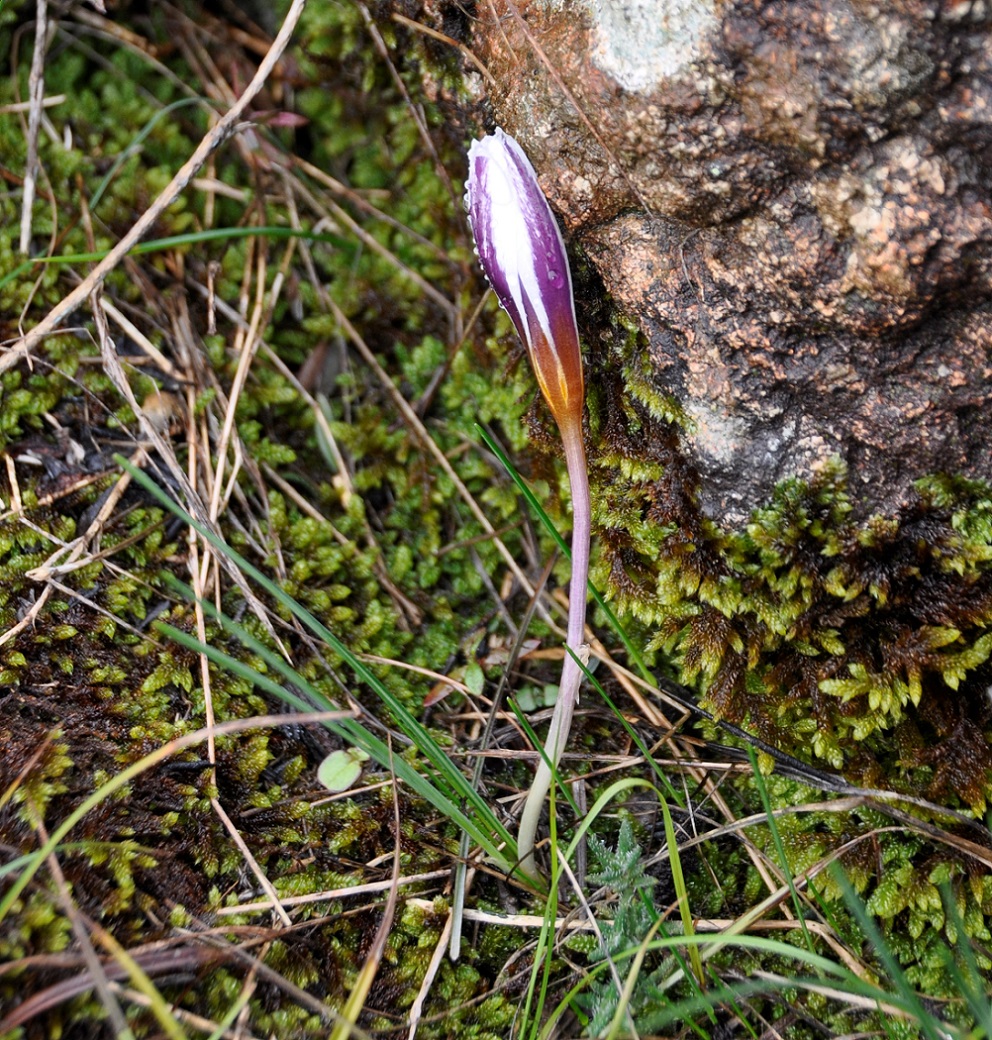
(660, 795, 705, 987)
(0, 226, 353, 293)
(159, 619, 511, 865)
(121, 458, 519, 870)
(938, 885, 992, 1038)
(540, 928, 942, 1038)
(747, 745, 816, 954)
(90, 96, 215, 211)
(476, 424, 653, 682)
(830, 864, 949, 1040)
(580, 649, 683, 804)
(563, 778, 658, 865)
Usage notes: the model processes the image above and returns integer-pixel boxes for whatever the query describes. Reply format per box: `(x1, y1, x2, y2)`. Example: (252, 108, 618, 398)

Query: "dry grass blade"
(210, 798, 293, 928)
(36, 823, 134, 1040)
(86, 283, 285, 651)
(406, 911, 454, 1040)
(19, 0, 50, 254)
(331, 742, 403, 1040)
(216, 870, 449, 917)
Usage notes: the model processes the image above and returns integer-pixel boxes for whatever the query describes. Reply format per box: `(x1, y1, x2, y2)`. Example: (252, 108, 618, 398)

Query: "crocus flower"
(466, 128, 591, 881)
(466, 128, 584, 440)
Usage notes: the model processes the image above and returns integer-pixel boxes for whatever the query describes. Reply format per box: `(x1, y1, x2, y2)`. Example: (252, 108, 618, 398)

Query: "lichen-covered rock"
(469, 0, 992, 522)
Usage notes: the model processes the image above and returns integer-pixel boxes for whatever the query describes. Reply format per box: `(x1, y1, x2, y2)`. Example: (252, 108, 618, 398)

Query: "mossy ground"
(1, 1, 991, 1037)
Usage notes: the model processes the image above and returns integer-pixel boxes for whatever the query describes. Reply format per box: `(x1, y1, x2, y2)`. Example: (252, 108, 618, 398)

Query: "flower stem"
(517, 423, 591, 881)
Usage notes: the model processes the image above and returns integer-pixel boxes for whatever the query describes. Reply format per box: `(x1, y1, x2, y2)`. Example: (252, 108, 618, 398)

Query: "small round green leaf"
(463, 662, 485, 697)
(317, 748, 370, 793)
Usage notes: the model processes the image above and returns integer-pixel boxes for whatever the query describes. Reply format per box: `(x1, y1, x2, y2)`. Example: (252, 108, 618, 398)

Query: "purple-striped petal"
(466, 128, 584, 432)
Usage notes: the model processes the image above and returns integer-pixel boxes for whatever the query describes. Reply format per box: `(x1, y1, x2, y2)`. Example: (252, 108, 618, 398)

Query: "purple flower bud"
(467, 128, 592, 881)
(466, 128, 584, 434)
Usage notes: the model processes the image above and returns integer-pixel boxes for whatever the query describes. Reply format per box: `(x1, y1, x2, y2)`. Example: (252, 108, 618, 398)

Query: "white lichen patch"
(585, 0, 717, 93)
(684, 397, 748, 468)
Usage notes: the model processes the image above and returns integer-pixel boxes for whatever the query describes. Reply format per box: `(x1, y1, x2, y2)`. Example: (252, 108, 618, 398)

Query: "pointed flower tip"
(466, 127, 584, 428)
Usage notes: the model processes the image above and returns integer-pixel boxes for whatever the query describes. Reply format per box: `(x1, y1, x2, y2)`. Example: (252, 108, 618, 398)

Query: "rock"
(467, 0, 992, 523)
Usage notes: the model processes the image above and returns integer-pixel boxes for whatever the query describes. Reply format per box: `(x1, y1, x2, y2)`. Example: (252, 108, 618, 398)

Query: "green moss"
(0, 0, 548, 1029)
(4, 0, 991, 1033)
(526, 229, 992, 1023)
(587, 319, 992, 811)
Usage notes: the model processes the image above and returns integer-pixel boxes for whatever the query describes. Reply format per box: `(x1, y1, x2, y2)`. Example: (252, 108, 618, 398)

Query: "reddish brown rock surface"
(465, 0, 992, 522)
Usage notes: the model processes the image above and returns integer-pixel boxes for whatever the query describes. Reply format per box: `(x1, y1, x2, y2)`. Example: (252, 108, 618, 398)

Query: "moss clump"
(567, 286, 992, 1014)
(4, 0, 991, 1033)
(0, 0, 559, 1035)
(568, 298, 992, 801)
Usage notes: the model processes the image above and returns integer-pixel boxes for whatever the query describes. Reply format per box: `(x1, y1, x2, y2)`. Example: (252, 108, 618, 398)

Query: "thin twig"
(211, 798, 293, 928)
(406, 910, 453, 1040)
(19, 0, 50, 255)
(215, 870, 449, 916)
(35, 819, 133, 1040)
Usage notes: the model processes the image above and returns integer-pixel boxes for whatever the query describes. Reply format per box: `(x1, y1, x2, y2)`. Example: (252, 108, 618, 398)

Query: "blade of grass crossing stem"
(477, 425, 652, 683)
(746, 746, 816, 955)
(829, 864, 948, 1040)
(625, 932, 937, 1035)
(939, 885, 992, 1037)
(120, 459, 517, 866)
(554, 639, 710, 1002)
(565, 647, 712, 1006)
(659, 796, 705, 987)
(157, 604, 514, 867)
(579, 654, 710, 1005)
(521, 781, 561, 1040)
(578, 647, 684, 805)
(506, 696, 581, 819)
